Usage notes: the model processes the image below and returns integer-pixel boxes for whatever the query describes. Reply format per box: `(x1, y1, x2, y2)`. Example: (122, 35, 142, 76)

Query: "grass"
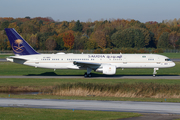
(40, 82, 180, 98)
(0, 62, 180, 76)
(0, 107, 140, 120)
(1, 79, 180, 99)
(0, 55, 11, 58)
(159, 53, 180, 59)
(0, 61, 180, 102)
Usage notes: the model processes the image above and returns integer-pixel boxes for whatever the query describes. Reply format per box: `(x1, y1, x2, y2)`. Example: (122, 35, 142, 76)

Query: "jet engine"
(96, 65, 116, 75)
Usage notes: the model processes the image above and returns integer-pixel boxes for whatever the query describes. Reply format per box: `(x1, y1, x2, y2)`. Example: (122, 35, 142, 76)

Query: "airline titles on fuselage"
(88, 55, 122, 59)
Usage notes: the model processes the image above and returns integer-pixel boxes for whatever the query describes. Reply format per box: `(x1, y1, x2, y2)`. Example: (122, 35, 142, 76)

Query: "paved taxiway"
(0, 75, 180, 79)
(0, 59, 6, 62)
(0, 98, 180, 114)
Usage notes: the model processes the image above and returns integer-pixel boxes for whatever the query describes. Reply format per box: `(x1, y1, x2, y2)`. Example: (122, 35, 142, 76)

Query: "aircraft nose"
(171, 62, 176, 67)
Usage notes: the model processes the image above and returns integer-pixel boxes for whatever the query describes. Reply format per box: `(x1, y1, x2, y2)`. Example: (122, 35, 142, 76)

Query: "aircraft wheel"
(84, 73, 92, 78)
(84, 73, 87, 77)
(88, 74, 91, 77)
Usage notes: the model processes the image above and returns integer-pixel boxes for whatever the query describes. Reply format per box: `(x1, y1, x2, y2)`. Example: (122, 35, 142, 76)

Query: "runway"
(171, 59, 180, 62)
(0, 75, 180, 79)
(0, 98, 180, 114)
(0, 59, 6, 62)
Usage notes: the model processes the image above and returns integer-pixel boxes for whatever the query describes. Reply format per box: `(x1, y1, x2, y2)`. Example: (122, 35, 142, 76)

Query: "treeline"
(0, 17, 180, 51)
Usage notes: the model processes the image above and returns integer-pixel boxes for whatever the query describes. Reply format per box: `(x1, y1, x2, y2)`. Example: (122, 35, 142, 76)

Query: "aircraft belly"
(120, 63, 169, 68)
(24, 61, 174, 69)
(24, 62, 73, 69)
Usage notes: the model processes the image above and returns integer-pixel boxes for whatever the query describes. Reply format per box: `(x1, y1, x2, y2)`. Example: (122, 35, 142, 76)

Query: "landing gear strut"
(153, 68, 159, 77)
(84, 68, 92, 78)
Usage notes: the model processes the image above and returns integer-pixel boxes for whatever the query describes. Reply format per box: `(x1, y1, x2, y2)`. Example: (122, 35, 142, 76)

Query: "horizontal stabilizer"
(6, 56, 27, 64)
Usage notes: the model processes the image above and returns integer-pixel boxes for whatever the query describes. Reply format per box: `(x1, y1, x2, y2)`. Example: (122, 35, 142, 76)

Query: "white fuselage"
(7, 53, 175, 71)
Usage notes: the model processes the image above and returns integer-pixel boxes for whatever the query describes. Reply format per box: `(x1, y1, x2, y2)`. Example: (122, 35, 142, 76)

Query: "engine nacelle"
(96, 65, 116, 75)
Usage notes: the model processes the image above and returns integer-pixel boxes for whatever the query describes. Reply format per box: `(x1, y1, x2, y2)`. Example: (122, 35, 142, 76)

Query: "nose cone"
(171, 62, 176, 67)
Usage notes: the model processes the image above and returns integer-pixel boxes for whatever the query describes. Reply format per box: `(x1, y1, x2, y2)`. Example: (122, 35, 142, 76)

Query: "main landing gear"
(84, 68, 92, 78)
(84, 73, 92, 77)
(153, 68, 159, 77)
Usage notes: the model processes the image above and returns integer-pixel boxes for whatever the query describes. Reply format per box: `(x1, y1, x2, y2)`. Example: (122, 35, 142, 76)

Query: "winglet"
(5, 28, 39, 55)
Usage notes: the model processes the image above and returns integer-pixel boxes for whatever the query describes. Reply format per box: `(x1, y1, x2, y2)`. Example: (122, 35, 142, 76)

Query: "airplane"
(5, 28, 175, 77)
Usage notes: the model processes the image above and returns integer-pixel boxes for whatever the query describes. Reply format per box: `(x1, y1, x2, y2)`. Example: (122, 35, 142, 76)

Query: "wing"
(73, 61, 101, 70)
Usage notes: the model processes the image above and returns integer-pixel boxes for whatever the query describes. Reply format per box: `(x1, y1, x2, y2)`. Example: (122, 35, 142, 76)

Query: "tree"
(106, 35, 113, 48)
(55, 34, 64, 50)
(133, 29, 145, 48)
(168, 31, 180, 49)
(40, 24, 50, 33)
(74, 35, 88, 50)
(29, 34, 38, 50)
(63, 30, 75, 49)
(2, 17, 180, 51)
(8, 22, 20, 33)
(175, 38, 180, 49)
(45, 36, 57, 50)
(1, 21, 9, 30)
(147, 31, 156, 48)
(145, 21, 159, 45)
(0, 31, 7, 50)
(91, 31, 106, 49)
(55, 21, 69, 34)
(21, 21, 36, 34)
(139, 28, 151, 47)
(111, 28, 146, 48)
(85, 39, 97, 50)
(37, 32, 49, 50)
(25, 16, 31, 19)
(157, 32, 169, 48)
(111, 30, 125, 48)
(72, 20, 83, 32)
(109, 28, 117, 37)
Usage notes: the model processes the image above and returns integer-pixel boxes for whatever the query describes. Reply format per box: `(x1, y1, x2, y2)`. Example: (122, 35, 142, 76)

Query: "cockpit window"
(165, 59, 171, 61)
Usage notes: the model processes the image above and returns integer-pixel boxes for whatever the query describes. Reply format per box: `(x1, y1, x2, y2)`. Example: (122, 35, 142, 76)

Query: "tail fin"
(5, 28, 39, 55)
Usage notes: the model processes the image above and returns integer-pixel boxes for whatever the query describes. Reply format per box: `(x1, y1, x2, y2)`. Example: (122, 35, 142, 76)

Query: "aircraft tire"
(84, 73, 92, 78)
(88, 74, 91, 77)
(84, 73, 87, 78)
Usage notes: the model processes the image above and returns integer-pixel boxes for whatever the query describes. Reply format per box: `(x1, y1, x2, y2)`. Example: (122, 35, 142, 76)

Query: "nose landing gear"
(153, 68, 159, 77)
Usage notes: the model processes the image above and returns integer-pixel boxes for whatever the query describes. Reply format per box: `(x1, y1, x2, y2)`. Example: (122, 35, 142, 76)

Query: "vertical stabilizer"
(5, 28, 39, 55)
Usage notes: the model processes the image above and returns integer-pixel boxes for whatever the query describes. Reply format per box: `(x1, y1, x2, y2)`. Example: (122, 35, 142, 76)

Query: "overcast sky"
(0, 0, 179, 23)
